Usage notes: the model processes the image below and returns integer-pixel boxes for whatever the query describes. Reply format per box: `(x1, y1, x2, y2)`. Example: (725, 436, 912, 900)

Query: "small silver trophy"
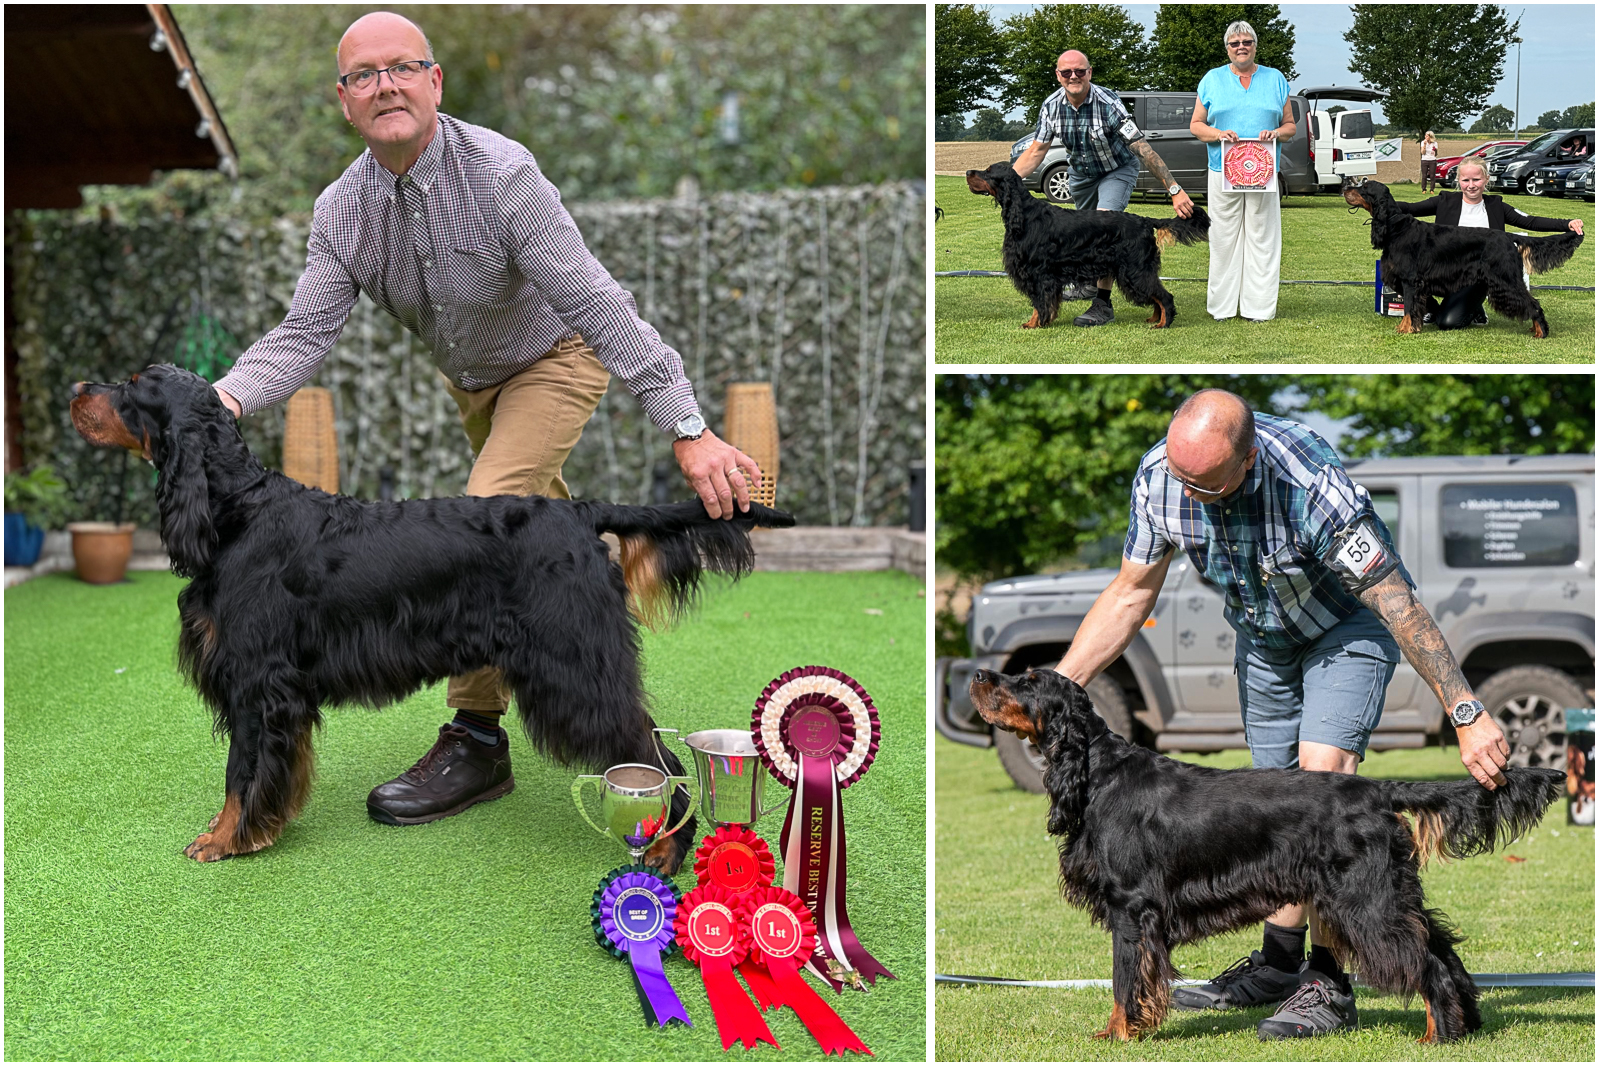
(677, 728, 785, 829)
(571, 762, 698, 861)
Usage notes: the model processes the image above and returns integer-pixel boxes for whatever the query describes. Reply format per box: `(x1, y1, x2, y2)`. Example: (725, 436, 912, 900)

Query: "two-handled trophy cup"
(572, 762, 698, 862)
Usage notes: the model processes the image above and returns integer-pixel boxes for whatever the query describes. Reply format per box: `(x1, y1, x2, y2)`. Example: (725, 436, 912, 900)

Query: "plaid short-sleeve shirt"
(1033, 83, 1139, 180)
(1124, 413, 1411, 649)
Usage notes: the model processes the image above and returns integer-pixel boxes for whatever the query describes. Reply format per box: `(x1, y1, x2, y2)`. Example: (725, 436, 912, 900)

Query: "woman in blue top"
(1188, 22, 1296, 322)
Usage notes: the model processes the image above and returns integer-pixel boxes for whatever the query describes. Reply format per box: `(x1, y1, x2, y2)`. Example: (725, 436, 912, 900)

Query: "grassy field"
(934, 739, 1595, 1060)
(5, 570, 925, 1061)
(933, 174, 1596, 363)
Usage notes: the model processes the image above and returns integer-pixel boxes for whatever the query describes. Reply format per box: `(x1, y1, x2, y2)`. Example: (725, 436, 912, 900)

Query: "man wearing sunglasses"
(212, 12, 760, 831)
(1011, 50, 1195, 327)
(1055, 388, 1509, 1040)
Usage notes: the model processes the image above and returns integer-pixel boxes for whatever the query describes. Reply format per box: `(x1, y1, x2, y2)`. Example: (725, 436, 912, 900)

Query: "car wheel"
(1474, 665, 1585, 771)
(994, 674, 1134, 794)
(1041, 164, 1074, 204)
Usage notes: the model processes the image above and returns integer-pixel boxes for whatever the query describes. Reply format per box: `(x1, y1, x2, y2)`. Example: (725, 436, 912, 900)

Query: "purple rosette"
(592, 865, 692, 1028)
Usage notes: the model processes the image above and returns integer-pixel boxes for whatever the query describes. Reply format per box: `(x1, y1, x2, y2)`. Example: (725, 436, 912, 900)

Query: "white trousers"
(1206, 168, 1282, 320)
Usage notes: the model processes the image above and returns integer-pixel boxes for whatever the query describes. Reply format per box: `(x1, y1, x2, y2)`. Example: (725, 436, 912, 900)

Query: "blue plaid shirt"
(1033, 83, 1139, 180)
(1124, 413, 1412, 649)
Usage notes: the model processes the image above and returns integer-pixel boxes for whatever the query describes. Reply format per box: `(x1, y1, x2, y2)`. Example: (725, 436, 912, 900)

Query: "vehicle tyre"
(1041, 163, 1074, 204)
(1474, 665, 1585, 771)
(994, 674, 1134, 793)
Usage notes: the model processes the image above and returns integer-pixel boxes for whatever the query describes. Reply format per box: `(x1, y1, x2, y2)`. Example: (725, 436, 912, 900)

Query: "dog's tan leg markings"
(1022, 309, 1042, 329)
(1093, 1002, 1134, 1040)
(1419, 998, 1438, 1044)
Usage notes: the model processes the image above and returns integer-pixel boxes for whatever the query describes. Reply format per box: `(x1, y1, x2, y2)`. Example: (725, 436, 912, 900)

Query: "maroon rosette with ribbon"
(694, 825, 782, 1009)
(739, 887, 872, 1056)
(674, 884, 779, 1050)
(751, 666, 892, 991)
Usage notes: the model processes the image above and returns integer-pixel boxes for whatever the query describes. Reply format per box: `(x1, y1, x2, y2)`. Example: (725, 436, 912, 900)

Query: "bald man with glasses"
(1054, 389, 1510, 1040)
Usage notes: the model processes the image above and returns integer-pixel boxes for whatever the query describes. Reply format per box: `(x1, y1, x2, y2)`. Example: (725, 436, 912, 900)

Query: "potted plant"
(69, 450, 137, 584)
(4, 464, 71, 567)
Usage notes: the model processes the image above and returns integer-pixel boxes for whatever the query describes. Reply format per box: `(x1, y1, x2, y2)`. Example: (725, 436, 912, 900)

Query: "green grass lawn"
(5, 570, 926, 1061)
(934, 174, 1596, 363)
(935, 739, 1595, 1060)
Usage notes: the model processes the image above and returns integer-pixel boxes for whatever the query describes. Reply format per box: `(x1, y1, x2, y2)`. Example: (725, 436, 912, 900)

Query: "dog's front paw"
(643, 833, 690, 876)
(183, 831, 236, 862)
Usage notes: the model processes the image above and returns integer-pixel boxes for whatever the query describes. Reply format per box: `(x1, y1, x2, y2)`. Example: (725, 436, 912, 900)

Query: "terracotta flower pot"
(67, 522, 136, 584)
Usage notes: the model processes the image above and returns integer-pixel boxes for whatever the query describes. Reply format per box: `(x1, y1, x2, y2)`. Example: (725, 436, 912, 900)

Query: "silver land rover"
(937, 454, 1595, 792)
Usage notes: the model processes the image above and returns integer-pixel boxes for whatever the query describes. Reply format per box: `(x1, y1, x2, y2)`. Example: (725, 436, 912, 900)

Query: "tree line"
(938, 3, 1538, 142)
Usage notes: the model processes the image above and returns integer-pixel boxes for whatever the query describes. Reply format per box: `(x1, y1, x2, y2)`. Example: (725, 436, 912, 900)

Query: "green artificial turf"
(5, 570, 926, 1061)
(934, 740, 1595, 1060)
(933, 174, 1597, 363)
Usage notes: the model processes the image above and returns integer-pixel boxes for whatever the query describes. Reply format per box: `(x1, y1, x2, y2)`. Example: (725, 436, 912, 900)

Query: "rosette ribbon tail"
(630, 944, 692, 1028)
(784, 751, 894, 990)
(703, 956, 779, 1050)
(767, 954, 872, 1056)
(738, 958, 783, 1011)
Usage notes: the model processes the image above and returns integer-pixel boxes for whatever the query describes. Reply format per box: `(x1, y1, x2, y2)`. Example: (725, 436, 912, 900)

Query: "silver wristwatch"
(1449, 698, 1486, 727)
(1167, 183, 1183, 196)
(673, 413, 706, 441)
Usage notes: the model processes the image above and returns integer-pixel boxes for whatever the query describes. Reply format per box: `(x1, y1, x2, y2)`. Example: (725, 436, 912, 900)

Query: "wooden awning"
(4, 4, 238, 210)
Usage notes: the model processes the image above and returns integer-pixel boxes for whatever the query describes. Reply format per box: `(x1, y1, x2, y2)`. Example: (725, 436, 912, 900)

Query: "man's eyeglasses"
(1227, 39, 1256, 49)
(1056, 67, 1090, 79)
(1164, 451, 1250, 499)
(340, 60, 434, 94)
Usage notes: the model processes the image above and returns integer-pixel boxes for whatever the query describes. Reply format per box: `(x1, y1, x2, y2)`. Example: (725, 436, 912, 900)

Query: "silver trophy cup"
(677, 728, 786, 829)
(571, 763, 697, 861)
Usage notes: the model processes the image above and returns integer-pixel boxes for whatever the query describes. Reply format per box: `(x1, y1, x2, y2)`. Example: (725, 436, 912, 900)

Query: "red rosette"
(1223, 139, 1275, 189)
(693, 826, 776, 895)
(675, 884, 777, 1050)
(751, 665, 882, 790)
(736, 887, 872, 1056)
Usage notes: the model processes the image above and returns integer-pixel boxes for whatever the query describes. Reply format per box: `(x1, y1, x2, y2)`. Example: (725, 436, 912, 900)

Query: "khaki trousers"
(443, 335, 612, 710)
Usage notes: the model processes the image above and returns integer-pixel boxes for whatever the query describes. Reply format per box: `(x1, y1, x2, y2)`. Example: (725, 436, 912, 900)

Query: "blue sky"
(970, 3, 1597, 126)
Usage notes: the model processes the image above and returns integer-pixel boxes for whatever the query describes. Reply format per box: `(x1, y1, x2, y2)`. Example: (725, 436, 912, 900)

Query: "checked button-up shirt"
(216, 113, 700, 433)
(1123, 413, 1411, 650)
(1032, 83, 1139, 181)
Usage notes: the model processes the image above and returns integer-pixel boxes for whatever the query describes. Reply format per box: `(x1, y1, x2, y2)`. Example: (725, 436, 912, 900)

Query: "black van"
(1488, 128, 1595, 194)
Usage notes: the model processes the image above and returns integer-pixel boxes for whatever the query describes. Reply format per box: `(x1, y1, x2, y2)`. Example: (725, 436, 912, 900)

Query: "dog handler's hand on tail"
(1455, 713, 1512, 791)
(673, 428, 762, 519)
(1172, 190, 1196, 218)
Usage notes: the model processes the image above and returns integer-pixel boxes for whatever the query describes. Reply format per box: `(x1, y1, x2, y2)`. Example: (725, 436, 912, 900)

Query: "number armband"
(1115, 116, 1146, 145)
(1322, 519, 1400, 595)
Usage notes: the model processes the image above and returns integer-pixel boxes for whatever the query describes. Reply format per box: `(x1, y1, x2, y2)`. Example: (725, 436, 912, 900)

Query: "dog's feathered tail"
(1508, 229, 1584, 274)
(1380, 766, 1564, 864)
(1149, 205, 1211, 249)
(579, 499, 796, 629)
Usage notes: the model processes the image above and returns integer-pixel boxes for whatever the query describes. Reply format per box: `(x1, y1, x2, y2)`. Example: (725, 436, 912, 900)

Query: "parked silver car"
(938, 454, 1594, 792)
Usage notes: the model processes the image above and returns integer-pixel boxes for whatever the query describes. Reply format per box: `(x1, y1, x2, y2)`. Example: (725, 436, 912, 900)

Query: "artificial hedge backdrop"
(9, 182, 924, 528)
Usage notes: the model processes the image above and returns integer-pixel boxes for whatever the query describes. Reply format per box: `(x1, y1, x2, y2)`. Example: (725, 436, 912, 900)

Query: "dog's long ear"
(1042, 677, 1106, 842)
(152, 417, 216, 578)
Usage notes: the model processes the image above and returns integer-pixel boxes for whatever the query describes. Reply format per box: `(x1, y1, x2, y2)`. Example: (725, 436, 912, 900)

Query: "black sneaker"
(1171, 951, 1302, 1011)
(1470, 310, 1489, 326)
(1072, 298, 1115, 327)
(1422, 312, 1434, 325)
(1062, 282, 1099, 302)
(1256, 972, 1358, 1040)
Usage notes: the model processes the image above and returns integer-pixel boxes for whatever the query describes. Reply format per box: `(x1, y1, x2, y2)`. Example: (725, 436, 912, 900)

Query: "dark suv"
(938, 454, 1595, 793)
(1489, 128, 1595, 194)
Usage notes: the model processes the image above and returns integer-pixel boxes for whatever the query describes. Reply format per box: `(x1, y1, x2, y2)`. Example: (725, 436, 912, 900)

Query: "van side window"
(1150, 96, 1195, 130)
(1339, 111, 1375, 140)
(1309, 113, 1323, 140)
(1368, 489, 1400, 545)
(1441, 484, 1580, 567)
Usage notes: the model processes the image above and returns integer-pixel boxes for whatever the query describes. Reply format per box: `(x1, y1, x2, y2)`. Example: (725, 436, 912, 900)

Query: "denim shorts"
(1234, 607, 1400, 768)
(1068, 158, 1139, 213)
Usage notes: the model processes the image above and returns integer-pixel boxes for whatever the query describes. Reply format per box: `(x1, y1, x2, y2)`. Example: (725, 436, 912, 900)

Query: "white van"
(1301, 86, 1384, 185)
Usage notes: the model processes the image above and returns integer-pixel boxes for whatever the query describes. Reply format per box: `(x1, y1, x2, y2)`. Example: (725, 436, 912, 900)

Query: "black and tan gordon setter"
(970, 667, 1564, 1044)
(965, 160, 1210, 329)
(1341, 177, 1583, 338)
(70, 364, 795, 872)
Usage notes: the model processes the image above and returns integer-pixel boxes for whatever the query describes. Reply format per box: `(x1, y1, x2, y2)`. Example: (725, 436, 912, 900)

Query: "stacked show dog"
(70, 364, 794, 872)
(1342, 176, 1583, 338)
(965, 160, 1210, 329)
(969, 667, 1564, 1044)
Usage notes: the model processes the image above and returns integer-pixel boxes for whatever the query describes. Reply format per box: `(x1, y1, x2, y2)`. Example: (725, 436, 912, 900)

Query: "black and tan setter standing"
(1341, 177, 1583, 338)
(965, 160, 1210, 329)
(970, 667, 1563, 1044)
(70, 364, 794, 873)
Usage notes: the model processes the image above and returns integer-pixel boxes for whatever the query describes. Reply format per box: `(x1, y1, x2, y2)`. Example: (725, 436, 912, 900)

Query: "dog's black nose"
(972, 668, 993, 684)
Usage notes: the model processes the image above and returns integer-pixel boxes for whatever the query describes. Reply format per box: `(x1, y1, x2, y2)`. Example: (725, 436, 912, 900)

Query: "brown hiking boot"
(367, 723, 514, 825)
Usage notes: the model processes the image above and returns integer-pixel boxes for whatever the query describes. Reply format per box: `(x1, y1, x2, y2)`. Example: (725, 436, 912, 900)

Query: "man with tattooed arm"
(1012, 49, 1196, 328)
(1053, 388, 1510, 1041)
